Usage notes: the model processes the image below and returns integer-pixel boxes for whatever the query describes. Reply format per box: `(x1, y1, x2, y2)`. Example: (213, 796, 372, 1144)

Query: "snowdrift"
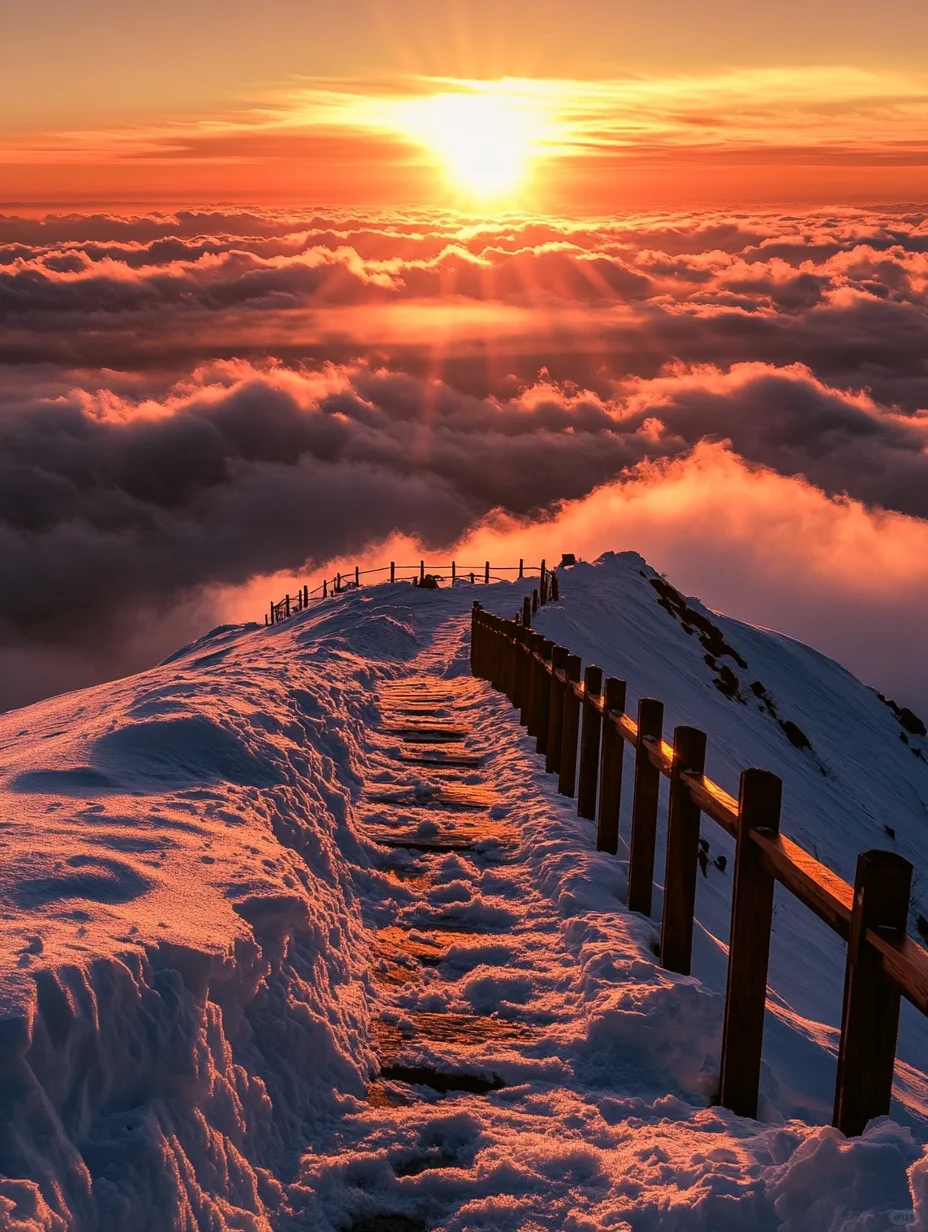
(0, 553, 925, 1230)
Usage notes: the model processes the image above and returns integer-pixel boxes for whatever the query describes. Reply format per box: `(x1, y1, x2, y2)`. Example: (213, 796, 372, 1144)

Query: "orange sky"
(3, 2, 928, 208)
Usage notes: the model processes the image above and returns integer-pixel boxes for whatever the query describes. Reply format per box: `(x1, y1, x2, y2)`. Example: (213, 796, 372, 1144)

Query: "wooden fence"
(470, 600, 928, 1137)
(266, 559, 557, 625)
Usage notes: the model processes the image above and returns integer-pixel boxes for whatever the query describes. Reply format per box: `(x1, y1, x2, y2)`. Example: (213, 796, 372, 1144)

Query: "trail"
(288, 608, 598, 1230)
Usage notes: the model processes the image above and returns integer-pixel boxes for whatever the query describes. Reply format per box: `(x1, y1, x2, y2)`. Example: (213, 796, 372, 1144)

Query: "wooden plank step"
(368, 833, 481, 853)
(399, 750, 481, 769)
(386, 729, 470, 739)
(371, 925, 473, 985)
(394, 1011, 538, 1045)
(342, 1214, 426, 1232)
(367, 816, 503, 846)
(376, 1065, 505, 1095)
(382, 725, 471, 741)
(368, 1014, 529, 1098)
(382, 707, 453, 718)
(380, 685, 456, 696)
(367, 1068, 503, 1105)
(366, 784, 498, 811)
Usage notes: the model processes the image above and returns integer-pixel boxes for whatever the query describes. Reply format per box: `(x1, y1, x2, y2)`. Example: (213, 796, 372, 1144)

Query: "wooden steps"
(364, 672, 527, 1107)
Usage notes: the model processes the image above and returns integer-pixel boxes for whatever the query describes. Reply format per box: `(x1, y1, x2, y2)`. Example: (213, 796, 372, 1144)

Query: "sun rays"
(389, 89, 545, 202)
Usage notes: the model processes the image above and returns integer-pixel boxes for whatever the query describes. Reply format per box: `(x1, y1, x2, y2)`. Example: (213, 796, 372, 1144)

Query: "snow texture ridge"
(0, 553, 925, 1230)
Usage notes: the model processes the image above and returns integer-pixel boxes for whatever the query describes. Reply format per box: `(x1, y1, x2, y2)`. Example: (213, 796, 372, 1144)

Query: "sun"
(396, 90, 540, 201)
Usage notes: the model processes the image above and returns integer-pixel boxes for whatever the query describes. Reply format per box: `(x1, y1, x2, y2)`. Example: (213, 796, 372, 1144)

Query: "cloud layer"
(2, 206, 928, 712)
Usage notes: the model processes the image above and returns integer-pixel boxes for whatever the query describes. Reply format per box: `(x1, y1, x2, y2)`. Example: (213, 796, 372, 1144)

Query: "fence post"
(660, 726, 708, 975)
(355, 565, 360, 586)
(577, 665, 604, 820)
(627, 698, 665, 916)
(269, 601, 275, 625)
(519, 629, 535, 728)
(485, 561, 490, 584)
(265, 613, 269, 626)
(551, 572, 559, 601)
(491, 617, 505, 694)
(546, 647, 568, 774)
(534, 639, 553, 753)
(532, 587, 539, 615)
(558, 655, 582, 797)
(519, 558, 524, 579)
(524, 633, 542, 734)
(470, 602, 481, 676)
(522, 595, 532, 629)
(833, 849, 912, 1137)
(540, 560, 546, 598)
(596, 678, 627, 854)
(285, 594, 291, 618)
(303, 584, 308, 607)
(719, 769, 782, 1119)
(509, 625, 521, 712)
(390, 561, 395, 583)
(420, 560, 425, 583)
(506, 622, 521, 704)
(452, 561, 456, 583)
(336, 573, 341, 593)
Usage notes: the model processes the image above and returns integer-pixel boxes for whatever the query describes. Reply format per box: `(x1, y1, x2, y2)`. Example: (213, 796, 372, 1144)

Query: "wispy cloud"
(4, 68, 928, 205)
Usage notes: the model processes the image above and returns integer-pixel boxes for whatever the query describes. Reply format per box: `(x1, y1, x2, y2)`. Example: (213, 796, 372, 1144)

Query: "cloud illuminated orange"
(4, 68, 928, 208)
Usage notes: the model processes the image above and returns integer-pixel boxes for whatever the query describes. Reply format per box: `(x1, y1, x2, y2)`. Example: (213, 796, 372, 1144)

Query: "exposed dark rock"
(714, 855, 728, 873)
(900, 708, 927, 737)
(884, 825, 896, 839)
(648, 576, 748, 716)
(917, 915, 928, 943)
(877, 693, 928, 738)
(780, 720, 812, 752)
(714, 665, 740, 698)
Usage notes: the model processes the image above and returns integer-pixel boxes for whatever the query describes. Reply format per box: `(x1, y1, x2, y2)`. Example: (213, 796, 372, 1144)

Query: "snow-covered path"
(284, 605, 925, 1232)
(2, 558, 927, 1230)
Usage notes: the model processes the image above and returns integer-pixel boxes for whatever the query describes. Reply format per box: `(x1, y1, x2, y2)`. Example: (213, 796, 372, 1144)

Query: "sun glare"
(396, 91, 540, 201)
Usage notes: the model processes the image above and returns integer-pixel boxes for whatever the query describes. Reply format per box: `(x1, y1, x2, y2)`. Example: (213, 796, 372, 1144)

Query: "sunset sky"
(4, 0, 928, 207)
(3, 2, 928, 718)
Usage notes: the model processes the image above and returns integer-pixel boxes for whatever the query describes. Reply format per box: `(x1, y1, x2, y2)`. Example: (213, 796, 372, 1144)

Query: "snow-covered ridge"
(0, 553, 926, 1230)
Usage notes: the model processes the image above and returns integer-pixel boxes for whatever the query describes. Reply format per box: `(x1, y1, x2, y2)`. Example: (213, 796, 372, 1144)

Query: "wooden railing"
(470, 601, 928, 1137)
(266, 558, 557, 625)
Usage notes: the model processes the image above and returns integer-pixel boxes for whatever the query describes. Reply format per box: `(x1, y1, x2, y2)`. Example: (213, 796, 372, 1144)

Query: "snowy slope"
(0, 558, 925, 1231)
(534, 554, 928, 1122)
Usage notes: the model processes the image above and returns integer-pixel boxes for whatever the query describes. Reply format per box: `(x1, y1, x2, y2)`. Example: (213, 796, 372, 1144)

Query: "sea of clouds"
(2, 205, 928, 712)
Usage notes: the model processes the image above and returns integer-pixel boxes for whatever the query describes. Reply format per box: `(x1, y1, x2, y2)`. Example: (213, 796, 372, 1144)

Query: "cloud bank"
(2, 206, 928, 712)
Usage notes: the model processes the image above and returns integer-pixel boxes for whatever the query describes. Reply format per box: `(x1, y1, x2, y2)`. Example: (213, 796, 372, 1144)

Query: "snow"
(0, 552, 925, 1230)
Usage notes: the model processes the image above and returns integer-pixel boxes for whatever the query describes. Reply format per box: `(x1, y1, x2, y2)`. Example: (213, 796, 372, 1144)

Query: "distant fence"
(470, 600, 928, 1138)
(266, 559, 557, 625)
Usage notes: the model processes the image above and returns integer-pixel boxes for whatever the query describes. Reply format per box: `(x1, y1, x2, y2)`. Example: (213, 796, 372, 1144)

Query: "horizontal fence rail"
(470, 601, 928, 1137)
(266, 559, 558, 626)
